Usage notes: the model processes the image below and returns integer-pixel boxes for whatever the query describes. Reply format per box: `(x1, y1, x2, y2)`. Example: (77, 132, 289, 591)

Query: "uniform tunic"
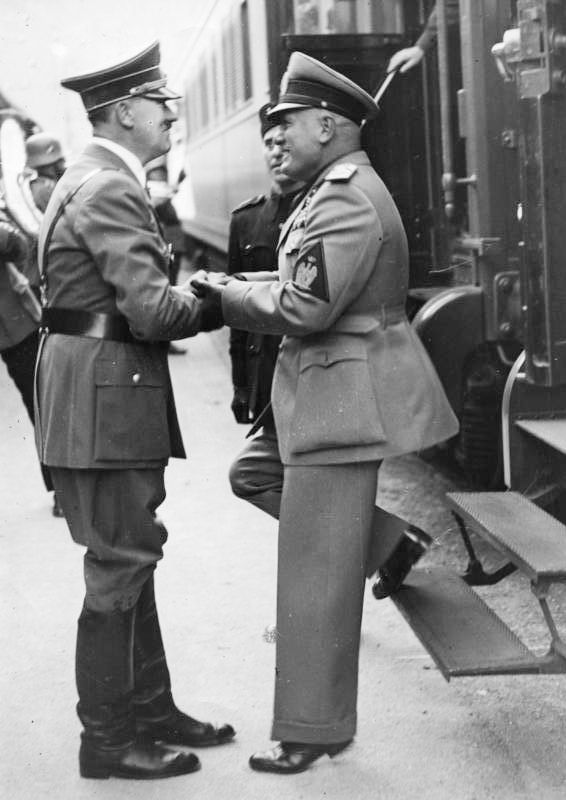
(35, 140, 204, 612)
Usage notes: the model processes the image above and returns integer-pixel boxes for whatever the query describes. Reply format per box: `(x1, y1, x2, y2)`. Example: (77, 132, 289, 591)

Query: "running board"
(391, 568, 565, 680)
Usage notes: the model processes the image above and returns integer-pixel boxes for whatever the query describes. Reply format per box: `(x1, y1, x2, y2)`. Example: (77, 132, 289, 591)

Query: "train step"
(446, 491, 566, 582)
(391, 567, 548, 680)
(514, 417, 566, 455)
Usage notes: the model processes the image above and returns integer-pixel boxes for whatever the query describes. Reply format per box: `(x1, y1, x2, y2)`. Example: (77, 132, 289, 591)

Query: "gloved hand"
(0, 220, 29, 266)
(231, 387, 250, 423)
(195, 281, 225, 332)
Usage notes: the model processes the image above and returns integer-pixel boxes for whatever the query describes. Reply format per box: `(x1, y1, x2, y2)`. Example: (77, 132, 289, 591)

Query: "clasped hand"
(178, 270, 229, 332)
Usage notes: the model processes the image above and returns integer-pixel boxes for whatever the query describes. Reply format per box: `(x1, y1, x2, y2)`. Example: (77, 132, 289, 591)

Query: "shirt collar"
(92, 136, 147, 188)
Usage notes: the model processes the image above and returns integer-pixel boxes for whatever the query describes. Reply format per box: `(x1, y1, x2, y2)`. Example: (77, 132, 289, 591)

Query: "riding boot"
(133, 577, 235, 748)
(132, 575, 174, 722)
(76, 603, 199, 779)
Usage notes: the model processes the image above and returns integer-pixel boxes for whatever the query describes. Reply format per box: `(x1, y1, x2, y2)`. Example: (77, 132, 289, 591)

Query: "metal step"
(446, 491, 566, 582)
(391, 567, 541, 680)
(515, 418, 566, 455)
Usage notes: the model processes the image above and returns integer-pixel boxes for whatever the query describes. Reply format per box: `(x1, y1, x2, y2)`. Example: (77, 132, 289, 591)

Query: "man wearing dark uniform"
(194, 52, 458, 774)
(24, 131, 67, 213)
(35, 42, 233, 780)
(227, 104, 302, 514)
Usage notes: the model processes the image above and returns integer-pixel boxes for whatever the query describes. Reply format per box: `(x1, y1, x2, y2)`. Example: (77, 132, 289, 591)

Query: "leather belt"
(41, 307, 137, 343)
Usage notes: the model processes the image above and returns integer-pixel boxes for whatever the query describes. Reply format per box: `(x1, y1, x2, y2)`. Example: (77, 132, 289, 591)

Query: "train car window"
(292, 0, 404, 35)
(211, 51, 220, 121)
(199, 64, 209, 129)
(222, 20, 236, 113)
(241, 0, 253, 100)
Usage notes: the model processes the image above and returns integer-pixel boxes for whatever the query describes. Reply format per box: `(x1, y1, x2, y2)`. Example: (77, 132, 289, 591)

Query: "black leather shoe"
(249, 740, 352, 774)
(79, 738, 200, 779)
(136, 709, 235, 748)
(372, 524, 432, 600)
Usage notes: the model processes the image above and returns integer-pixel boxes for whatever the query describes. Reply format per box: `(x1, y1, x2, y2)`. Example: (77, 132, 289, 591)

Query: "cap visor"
(268, 101, 312, 115)
(143, 86, 181, 101)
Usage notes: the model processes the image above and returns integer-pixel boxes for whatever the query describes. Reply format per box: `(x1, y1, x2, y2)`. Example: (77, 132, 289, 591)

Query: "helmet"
(25, 132, 64, 169)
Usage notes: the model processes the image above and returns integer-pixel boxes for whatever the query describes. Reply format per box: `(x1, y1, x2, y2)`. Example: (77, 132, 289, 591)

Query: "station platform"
(1, 329, 565, 800)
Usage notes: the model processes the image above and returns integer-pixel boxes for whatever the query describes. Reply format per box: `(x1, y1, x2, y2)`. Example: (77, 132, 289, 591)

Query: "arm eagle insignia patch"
(292, 241, 329, 302)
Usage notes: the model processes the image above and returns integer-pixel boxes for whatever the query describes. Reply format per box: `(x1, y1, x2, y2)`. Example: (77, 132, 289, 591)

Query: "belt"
(40, 307, 137, 343)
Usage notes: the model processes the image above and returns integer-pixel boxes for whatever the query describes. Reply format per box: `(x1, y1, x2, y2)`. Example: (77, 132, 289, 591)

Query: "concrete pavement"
(1, 329, 565, 799)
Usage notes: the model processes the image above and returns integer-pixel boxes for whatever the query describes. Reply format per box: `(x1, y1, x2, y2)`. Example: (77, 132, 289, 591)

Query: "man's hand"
(195, 279, 226, 332)
(184, 270, 231, 294)
(231, 387, 250, 423)
(387, 46, 425, 74)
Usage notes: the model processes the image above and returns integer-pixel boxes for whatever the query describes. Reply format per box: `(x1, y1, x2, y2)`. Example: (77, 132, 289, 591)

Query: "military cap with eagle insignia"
(60, 41, 181, 113)
(269, 51, 378, 125)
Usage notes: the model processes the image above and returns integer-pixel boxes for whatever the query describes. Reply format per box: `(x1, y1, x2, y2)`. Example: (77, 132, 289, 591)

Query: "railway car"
(172, 0, 527, 489)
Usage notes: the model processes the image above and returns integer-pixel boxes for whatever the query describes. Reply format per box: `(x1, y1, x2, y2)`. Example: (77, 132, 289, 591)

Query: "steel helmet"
(25, 132, 64, 169)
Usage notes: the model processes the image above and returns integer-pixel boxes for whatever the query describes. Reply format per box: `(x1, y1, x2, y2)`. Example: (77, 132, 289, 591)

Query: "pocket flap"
(95, 359, 164, 387)
(300, 339, 367, 371)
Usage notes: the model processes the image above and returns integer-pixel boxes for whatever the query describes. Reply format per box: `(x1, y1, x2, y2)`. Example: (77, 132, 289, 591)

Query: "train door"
(265, 0, 436, 289)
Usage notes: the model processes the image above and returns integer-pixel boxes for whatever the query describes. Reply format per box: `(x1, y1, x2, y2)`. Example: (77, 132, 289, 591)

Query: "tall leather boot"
(76, 603, 199, 779)
(133, 577, 235, 748)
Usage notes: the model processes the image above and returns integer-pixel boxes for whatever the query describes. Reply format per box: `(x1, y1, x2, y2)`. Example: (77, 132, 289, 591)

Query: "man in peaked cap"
(227, 104, 302, 503)
(34, 41, 233, 780)
(193, 51, 458, 773)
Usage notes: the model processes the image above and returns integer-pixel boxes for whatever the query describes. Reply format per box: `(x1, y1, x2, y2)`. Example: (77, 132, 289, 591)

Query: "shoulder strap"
(39, 167, 112, 305)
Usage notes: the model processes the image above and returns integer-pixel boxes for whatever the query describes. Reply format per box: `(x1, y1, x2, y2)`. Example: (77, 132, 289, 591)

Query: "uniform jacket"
(222, 150, 459, 466)
(35, 143, 203, 469)
(227, 189, 299, 424)
(0, 213, 38, 351)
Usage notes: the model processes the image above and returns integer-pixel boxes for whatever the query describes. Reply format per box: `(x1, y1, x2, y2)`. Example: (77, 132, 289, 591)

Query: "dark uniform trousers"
(231, 437, 381, 743)
(50, 466, 175, 740)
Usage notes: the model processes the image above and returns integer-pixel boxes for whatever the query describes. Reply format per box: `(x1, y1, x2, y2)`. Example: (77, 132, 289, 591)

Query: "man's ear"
(115, 100, 134, 129)
(319, 113, 336, 143)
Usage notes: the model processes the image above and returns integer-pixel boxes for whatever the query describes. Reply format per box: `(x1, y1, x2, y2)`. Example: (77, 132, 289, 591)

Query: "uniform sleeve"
(222, 181, 382, 336)
(416, 1, 460, 52)
(74, 172, 202, 341)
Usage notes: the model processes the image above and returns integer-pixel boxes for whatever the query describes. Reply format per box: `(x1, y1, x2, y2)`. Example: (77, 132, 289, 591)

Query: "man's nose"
(165, 104, 178, 123)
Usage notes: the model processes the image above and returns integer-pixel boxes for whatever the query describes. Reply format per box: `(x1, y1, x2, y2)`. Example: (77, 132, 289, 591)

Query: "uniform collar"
(277, 151, 368, 248)
(92, 136, 147, 188)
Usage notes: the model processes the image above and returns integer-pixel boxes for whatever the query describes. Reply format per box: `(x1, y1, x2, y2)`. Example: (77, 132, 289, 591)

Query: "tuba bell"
(0, 106, 43, 238)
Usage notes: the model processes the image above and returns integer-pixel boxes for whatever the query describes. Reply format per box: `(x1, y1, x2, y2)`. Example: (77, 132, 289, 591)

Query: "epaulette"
(232, 194, 266, 213)
(324, 163, 358, 182)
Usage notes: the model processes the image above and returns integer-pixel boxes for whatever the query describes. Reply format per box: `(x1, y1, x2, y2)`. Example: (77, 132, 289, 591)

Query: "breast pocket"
(242, 243, 275, 271)
(94, 359, 170, 462)
(289, 341, 386, 455)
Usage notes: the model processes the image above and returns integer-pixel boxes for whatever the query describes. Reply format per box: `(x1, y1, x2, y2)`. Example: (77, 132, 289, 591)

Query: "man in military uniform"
(24, 131, 67, 213)
(227, 104, 302, 513)
(35, 42, 234, 780)
(194, 52, 458, 774)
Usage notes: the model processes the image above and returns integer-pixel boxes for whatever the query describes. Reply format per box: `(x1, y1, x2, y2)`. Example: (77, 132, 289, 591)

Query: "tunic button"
(132, 373, 141, 384)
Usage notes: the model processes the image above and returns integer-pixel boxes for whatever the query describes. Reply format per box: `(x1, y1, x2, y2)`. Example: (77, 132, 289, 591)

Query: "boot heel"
(326, 740, 352, 758)
(79, 759, 111, 779)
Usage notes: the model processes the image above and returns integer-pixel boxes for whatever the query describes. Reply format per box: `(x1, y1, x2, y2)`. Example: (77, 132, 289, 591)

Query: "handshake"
(180, 270, 232, 333)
